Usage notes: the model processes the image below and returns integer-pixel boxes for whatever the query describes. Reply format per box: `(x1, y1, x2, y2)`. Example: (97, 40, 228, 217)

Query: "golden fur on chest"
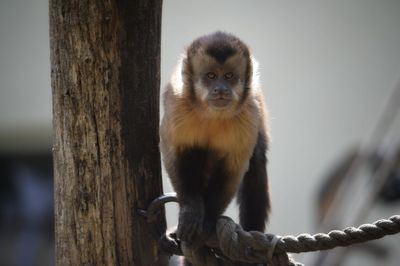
(161, 87, 262, 179)
(175, 109, 257, 154)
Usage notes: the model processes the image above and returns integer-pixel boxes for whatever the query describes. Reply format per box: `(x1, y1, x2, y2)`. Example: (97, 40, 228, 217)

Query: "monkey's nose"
(212, 87, 230, 97)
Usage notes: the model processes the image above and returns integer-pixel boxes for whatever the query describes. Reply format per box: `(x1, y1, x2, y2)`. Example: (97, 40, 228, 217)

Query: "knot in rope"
(215, 216, 302, 266)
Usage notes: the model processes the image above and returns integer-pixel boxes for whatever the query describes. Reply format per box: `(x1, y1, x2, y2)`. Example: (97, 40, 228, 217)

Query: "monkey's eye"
(224, 72, 234, 79)
(206, 72, 216, 79)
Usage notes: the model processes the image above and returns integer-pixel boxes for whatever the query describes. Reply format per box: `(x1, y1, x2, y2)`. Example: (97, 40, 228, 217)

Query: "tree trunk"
(50, 1, 166, 265)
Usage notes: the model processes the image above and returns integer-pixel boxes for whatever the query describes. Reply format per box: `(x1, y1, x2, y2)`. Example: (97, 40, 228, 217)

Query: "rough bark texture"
(50, 1, 166, 265)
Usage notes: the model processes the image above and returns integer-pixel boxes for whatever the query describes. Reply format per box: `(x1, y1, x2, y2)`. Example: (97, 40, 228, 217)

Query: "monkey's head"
(181, 32, 255, 115)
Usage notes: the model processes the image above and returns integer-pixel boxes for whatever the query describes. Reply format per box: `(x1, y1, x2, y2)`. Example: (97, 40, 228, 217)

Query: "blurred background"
(0, 0, 399, 265)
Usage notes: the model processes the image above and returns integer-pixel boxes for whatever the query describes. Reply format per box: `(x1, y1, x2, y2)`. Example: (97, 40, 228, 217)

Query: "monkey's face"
(191, 54, 248, 112)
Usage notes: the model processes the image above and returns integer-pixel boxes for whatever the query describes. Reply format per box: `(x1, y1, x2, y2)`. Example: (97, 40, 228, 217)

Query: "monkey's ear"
(181, 56, 190, 75)
(180, 55, 194, 91)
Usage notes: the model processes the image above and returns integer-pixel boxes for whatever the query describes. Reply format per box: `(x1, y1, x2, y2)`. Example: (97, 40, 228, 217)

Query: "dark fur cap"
(187, 31, 251, 64)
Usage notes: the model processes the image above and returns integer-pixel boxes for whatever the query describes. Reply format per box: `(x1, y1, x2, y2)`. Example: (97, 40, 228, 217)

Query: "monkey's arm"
(237, 131, 271, 232)
(174, 147, 209, 244)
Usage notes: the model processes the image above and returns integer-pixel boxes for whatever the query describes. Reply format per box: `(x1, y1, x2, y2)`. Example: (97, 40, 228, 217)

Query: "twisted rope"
(160, 215, 400, 265)
(273, 215, 400, 253)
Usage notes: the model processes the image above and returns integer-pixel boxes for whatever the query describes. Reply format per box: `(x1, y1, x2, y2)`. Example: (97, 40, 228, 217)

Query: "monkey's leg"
(237, 132, 271, 232)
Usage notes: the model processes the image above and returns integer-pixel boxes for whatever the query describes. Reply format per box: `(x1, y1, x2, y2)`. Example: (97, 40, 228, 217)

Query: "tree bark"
(50, 1, 166, 265)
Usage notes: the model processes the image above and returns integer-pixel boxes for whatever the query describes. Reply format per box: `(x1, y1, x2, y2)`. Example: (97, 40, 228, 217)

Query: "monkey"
(160, 32, 271, 261)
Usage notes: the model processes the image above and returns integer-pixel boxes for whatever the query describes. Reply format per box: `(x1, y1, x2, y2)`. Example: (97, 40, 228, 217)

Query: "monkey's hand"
(177, 201, 205, 247)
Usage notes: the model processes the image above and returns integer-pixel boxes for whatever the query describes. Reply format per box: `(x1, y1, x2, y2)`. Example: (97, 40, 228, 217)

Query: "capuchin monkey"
(160, 32, 271, 263)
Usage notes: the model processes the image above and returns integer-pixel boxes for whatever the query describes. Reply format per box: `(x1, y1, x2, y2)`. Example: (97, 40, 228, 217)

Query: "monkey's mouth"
(208, 98, 232, 109)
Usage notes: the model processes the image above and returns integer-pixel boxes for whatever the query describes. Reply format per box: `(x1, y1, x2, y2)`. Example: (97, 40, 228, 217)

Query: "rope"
(159, 215, 400, 265)
(145, 193, 400, 265)
(273, 215, 400, 253)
